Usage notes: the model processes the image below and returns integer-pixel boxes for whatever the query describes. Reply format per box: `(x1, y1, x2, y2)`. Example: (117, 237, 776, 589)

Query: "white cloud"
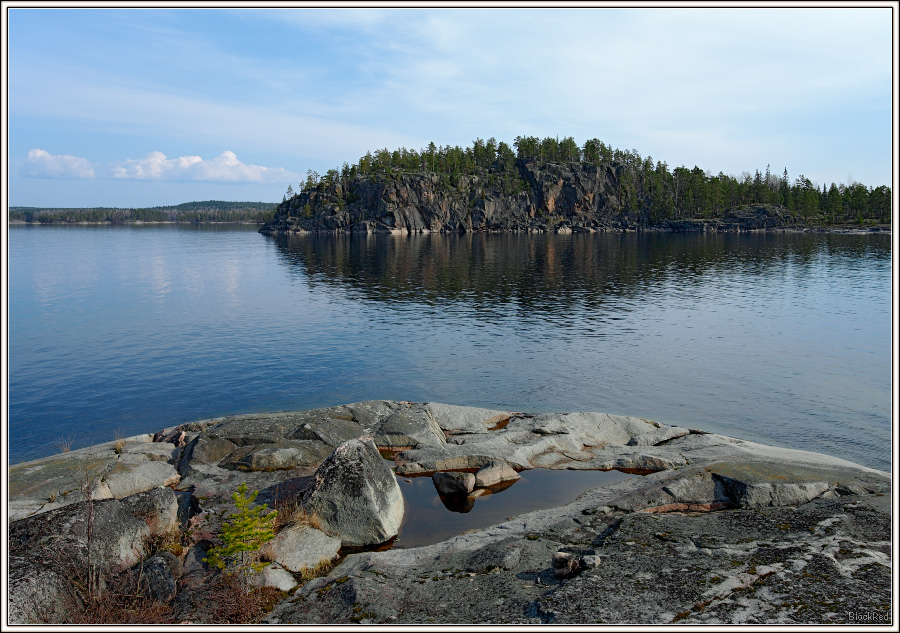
(110, 150, 298, 183)
(21, 149, 299, 184)
(22, 149, 95, 179)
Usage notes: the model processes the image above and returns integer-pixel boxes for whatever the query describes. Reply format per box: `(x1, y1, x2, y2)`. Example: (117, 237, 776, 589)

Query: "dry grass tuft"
(298, 558, 334, 582)
(113, 429, 126, 454)
(54, 434, 76, 453)
(274, 498, 324, 533)
(34, 561, 174, 625)
(146, 526, 185, 558)
(206, 574, 284, 624)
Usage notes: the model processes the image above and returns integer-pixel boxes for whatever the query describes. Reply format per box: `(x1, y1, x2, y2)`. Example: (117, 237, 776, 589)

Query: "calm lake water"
(7, 225, 893, 471)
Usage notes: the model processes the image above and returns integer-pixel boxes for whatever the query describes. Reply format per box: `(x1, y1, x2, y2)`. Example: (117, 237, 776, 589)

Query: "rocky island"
(6, 401, 892, 625)
(260, 136, 891, 235)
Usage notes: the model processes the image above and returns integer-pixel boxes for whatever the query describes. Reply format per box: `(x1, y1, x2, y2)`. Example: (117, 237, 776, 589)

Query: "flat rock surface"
(8, 435, 179, 521)
(267, 479, 891, 625)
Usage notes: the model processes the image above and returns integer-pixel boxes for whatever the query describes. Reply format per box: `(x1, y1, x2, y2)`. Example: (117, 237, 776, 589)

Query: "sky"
(3, 5, 896, 208)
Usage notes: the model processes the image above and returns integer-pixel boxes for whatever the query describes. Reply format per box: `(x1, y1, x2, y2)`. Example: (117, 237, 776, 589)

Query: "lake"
(6, 225, 892, 471)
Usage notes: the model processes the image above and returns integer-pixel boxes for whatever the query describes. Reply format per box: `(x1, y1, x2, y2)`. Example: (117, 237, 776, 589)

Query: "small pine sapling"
(204, 483, 277, 579)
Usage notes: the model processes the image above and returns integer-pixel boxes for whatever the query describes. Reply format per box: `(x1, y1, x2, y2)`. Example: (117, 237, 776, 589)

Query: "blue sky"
(5, 6, 895, 207)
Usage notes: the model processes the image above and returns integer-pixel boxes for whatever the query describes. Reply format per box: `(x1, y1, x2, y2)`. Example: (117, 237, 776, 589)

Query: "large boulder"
(301, 438, 404, 547)
(7, 487, 179, 624)
(9, 487, 178, 572)
(7, 555, 73, 625)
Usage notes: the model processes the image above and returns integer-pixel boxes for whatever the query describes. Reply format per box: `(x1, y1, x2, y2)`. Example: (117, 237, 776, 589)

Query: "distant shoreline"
(8, 219, 266, 226)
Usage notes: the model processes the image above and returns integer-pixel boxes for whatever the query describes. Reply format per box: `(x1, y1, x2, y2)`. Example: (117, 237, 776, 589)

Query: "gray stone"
(302, 438, 405, 546)
(474, 460, 521, 488)
(224, 440, 332, 472)
(134, 555, 177, 602)
(120, 486, 179, 536)
(266, 486, 891, 625)
(342, 400, 402, 427)
(9, 489, 175, 573)
(707, 461, 838, 508)
(7, 401, 893, 625)
(262, 525, 341, 573)
(104, 458, 180, 499)
(186, 437, 237, 466)
(426, 403, 513, 434)
(153, 549, 184, 579)
(374, 406, 446, 448)
(251, 563, 298, 592)
(7, 555, 73, 624)
(7, 487, 180, 624)
(432, 471, 476, 495)
(179, 543, 211, 591)
(208, 412, 322, 444)
(292, 417, 365, 448)
(122, 441, 180, 462)
(238, 446, 309, 471)
(9, 437, 179, 521)
(580, 554, 601, 569)
(626, 425, 690, 446)
(395, 448, 503, 475)
(175, 490, 199, 525)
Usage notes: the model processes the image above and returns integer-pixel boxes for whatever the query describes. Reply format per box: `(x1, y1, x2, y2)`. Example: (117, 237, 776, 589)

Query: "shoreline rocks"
(6, 401, 892, 625)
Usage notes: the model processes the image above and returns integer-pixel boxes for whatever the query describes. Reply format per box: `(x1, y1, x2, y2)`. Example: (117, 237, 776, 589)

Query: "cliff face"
(260, 160, 788, 234)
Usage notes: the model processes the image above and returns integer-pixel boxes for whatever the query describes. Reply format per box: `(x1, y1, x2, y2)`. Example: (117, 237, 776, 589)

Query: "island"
(261, 137, 891, 235)
(7, 401, 891, 625)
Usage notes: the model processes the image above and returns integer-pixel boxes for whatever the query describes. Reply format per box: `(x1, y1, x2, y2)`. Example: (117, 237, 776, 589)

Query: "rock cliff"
(260, 160, 795, 235)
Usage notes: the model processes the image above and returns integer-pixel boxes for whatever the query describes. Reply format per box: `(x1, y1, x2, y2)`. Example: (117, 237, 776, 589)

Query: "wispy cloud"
(22, 149, 95, 179)
(22, 149, 299, 184)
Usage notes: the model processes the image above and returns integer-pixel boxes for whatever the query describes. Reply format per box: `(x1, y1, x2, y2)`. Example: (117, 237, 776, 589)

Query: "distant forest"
(9, 200, 276, 224)
(296, 136, 891, 226)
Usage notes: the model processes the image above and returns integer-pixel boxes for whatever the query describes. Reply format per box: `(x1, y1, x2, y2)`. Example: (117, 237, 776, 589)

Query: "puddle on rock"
(392, 468, 638, 549)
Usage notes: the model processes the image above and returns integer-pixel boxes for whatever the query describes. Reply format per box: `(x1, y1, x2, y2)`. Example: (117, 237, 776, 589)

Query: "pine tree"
(204, 483, 277, 576)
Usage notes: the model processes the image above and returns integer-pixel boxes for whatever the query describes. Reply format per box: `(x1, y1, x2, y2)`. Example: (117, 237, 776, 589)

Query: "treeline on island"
(264, 135, 891, 235)
(9, 200, 277, 225)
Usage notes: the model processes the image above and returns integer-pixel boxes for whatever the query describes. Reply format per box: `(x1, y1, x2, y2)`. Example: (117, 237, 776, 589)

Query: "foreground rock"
(268, 491, 890, 624)
(301, 438, 405, 547)
(6, 400, 892, 625)
(8, 487, 179, 624)
(266, 457, 890, 625)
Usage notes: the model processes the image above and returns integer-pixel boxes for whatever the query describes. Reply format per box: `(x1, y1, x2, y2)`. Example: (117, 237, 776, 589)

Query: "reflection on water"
(273, 231, 888, 313)
(7, 226, 891, 472)
(394, 468, 636, 549)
